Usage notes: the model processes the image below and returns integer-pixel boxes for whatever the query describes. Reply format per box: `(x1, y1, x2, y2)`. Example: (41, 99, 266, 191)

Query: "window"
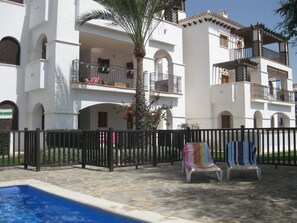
(0, 37, 20, 65)
(220, 34, 228, 48)
(221, 75, 229, 83)
(98, 112, 107, 128)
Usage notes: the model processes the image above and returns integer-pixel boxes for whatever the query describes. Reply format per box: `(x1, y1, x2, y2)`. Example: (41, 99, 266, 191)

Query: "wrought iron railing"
(232, 47, 286, 65)
(72, 59, 148, 90)
(0, 130, 25, 167)
(251, 83, 294, 102)
(72, 60, 182, 94)
(150, 72, 182, 94)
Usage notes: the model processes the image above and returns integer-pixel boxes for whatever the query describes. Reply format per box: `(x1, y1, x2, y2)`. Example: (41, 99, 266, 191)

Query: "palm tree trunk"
(134, 47, 146, 130)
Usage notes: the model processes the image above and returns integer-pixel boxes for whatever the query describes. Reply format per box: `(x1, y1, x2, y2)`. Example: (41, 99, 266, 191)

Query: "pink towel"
(183, 142, 215, 169)
(86, 76, 100, 84)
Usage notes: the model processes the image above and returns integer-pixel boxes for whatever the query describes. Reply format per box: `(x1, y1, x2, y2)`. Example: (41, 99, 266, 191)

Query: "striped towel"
(226, 141, 257, 167)
(183, 142, 215, 169)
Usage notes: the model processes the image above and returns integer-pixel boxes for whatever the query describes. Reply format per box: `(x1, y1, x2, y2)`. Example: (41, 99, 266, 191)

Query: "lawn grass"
(261, 151, 296, 160)
(0, 153, 24, 166)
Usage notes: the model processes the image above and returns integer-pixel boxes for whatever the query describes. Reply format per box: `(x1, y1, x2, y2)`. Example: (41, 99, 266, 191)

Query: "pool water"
(0, 185, 144, 223)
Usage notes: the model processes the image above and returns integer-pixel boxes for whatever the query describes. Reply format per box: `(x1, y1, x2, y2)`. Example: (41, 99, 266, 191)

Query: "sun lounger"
(225, 141, 261, 181)
(182, 142, 223, 182)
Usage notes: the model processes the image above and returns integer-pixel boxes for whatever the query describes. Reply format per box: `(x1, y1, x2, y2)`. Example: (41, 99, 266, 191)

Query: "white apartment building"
(180, 10, 295, 129)
(0, 0, 186, 130)
(0, 1, 295, 131)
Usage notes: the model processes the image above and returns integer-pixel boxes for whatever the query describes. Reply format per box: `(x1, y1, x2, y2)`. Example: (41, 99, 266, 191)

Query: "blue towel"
(226, 141, 257, 167)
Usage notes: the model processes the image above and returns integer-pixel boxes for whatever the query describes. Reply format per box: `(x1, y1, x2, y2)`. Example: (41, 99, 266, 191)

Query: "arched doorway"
(165, 109, 173, 130)
(157, 108, 173, 130)
(154, 49, 172, 75)
(35, 34, 47, 60)
(79, 103, 127, 130)
(218, 111, 233, 129)
(151, 50, 173, 93)
(271, 113, 289, 128)
(32, 104, 45, 130)
(253, 111, 262, 128)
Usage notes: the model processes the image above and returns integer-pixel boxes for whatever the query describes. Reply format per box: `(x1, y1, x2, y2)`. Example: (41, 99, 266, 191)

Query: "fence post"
(35, 128, 41, 171)
(240, 125, 245, 141)
(186, 127, 191, 143)
(24, 128, 28, 169)
(108, 128, 114, 172)
(81, 129, 86, 168)
(152, 128, 157, 167)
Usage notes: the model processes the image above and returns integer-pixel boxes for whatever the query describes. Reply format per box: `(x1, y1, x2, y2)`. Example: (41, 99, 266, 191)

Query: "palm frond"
(77, 0, 181, 45)
(77, 10, 112, 26)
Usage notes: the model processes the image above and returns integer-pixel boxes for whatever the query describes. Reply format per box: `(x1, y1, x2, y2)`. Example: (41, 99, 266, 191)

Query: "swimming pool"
(0, 180, 193, 223)
(0, 185, 143, 223)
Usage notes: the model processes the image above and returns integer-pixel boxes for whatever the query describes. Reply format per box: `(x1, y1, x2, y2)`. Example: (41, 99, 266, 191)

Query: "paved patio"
(0, 162, 297, 222)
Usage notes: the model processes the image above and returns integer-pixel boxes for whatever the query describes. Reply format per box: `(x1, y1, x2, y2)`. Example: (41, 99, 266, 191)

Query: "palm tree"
(275, 0, 297, 47)
(77, 0, 181, 130)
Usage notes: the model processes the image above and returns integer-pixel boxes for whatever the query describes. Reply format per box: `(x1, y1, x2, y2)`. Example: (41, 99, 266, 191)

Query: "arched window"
(0, 101, 19, 130)
(0, 37, 21, 65)
(35, 34, 47, 60)
(41, 36, 47, 59)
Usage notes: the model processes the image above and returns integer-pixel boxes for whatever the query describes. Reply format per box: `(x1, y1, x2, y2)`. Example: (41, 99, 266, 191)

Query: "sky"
(185, 0, 297, 82)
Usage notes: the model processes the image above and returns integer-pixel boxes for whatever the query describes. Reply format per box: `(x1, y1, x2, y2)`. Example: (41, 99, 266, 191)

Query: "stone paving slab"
(0, 162, 297, 223)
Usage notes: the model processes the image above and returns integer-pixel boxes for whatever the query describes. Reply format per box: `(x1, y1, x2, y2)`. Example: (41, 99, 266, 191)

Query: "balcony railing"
(251, 83, 294, 103)
(72, 60, 182, 94)
(232, 47, 286, 65)
(262, 47, 286, 64)
(72, 59, 147, 90)
(150, 72, 182, 94)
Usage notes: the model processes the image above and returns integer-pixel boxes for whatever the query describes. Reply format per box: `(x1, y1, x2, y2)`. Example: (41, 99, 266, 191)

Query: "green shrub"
(0, 132, 10, 155)
(41, 147, 81, 165)
(46, 131, 82, 148)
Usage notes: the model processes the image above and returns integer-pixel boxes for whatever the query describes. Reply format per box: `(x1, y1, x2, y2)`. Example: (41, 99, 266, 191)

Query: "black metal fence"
(0, 126, 297, 171)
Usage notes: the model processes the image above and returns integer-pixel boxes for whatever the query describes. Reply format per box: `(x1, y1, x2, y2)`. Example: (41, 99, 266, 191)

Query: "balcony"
(71, 59, 147, 90)
(211, 82, 294, 104)
(231, 24, 288, 66)
(231, 47, 287, 65)
(150, 72, 182, 94)
(251, 83, 294, 103)
(71, 60, 182, 94)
